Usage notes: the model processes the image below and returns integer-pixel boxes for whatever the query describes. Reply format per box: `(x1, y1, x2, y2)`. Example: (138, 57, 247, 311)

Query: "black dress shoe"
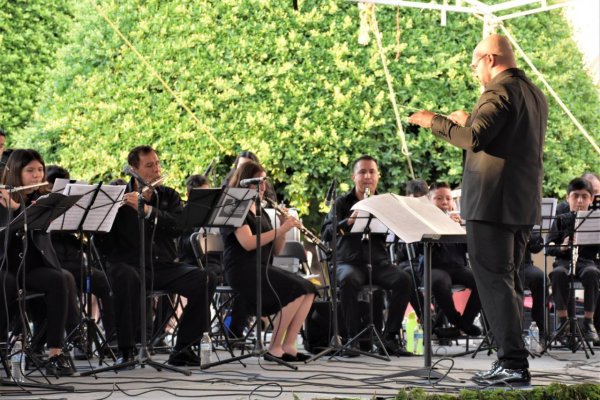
(472, 364, 530, 386)
(341, 341, 361, 358)
(284, 352, 311, 362)
(115, 354, 136, 370)
(168, 347, 200, 366)
(263, 352, 286, 362)
(46, 353, 75, 377)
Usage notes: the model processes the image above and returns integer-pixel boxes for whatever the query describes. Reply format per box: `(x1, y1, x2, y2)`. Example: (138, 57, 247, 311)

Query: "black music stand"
(543, 209, 599, 357)
(48, 182, 125, 367)
(0, 192, 81, 392)
(178, 187, 253, 364)
(354, 194, 465, 382)
(198, 188, 296, 370)
(79, 181, 189, 376)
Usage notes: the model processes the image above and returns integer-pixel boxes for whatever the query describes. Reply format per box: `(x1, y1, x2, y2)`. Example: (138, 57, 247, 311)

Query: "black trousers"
(337, 261, 412, 338)
(62, 263, 116, 340)
(551, 259, 599, 313)
(431, 266, 480, 328)
(8, 267, 72, 349)
(107, 261, 215, 350)
(520, 263, 548, 332)
(466, 221, 530, 370)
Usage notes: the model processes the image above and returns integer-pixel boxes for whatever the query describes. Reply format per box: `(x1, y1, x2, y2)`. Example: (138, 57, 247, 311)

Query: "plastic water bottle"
(11, 340, 25, 383)
(414, 325, 424, 355)
(528, 321, 539, 352)
(405, 312, 417, 354)
(200, 332, 212, 365)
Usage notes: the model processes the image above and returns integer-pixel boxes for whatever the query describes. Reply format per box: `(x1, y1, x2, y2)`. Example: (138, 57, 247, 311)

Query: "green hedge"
(8, 0, 600, 229)
(393, 383, 600, 399)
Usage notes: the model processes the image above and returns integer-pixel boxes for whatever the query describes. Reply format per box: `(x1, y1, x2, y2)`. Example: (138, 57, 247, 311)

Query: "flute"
(121, 176, 166, 205)
(263, 197, 332, 256)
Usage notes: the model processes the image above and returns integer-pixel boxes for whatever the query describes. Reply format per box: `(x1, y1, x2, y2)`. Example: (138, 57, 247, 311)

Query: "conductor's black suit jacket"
(430, 68, 547, 225)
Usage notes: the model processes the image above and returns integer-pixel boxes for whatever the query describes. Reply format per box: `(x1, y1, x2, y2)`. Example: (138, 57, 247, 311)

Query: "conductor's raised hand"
(408, 110, 435, 129)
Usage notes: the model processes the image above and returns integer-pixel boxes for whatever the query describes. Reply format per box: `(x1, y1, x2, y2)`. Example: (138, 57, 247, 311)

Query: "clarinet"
(263, 197, 332, 256)
(362, 187, 371, 241)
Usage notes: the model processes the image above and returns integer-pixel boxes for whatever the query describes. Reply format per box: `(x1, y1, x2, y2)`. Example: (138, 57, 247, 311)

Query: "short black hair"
(185, 174, 209, 192)
(567, 177, 593, 196)
(352, 155, 378, 171)
(429, 182, 451, 192)
(127, 145, 156, 168)
(405, 179, 429, 197)
(46, 165, 70, 184)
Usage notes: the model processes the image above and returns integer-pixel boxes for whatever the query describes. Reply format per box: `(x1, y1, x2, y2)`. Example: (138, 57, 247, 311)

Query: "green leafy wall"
(8, 0, 599, 228)
(0, 0, 72, 132)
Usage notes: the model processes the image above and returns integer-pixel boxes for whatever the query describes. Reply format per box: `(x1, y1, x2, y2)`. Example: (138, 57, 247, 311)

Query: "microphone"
(123, 165, 148, 186)
(325, 178, 337, 207)
(203, 158, 216, 177)
(240, 177, 268, 188)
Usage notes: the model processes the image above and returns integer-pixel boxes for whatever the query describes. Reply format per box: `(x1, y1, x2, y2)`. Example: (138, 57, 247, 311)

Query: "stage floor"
(2, 339, 599, 399)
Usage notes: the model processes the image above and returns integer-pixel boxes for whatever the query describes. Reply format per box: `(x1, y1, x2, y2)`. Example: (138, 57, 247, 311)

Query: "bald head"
(471, 34, 517, 85)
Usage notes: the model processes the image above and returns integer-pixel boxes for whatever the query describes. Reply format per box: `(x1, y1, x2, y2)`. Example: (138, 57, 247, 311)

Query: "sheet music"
(534, 197, 557, 232)
(47, 184, 96, 231)
(46, 184, 125, 232)
(52, 178, 88, 193)
(83, 185, 126, 232)
(352, 193, 465, 243)
(574, 209, 600, 245)
(211, 187, 255, 227)
(350, 210, 389, 234)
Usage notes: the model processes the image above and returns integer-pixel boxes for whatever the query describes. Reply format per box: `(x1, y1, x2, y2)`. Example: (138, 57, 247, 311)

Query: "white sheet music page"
(350, 210, 389, 234)
(51, 178, 89, 193)
(83, 185, 126, 232)
(574, 209, 600, 245)
(351, 193, 465, 243)
(47, 184, 96, 231)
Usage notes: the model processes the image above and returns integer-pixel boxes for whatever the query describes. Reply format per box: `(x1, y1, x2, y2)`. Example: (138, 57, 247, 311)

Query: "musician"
(321, 155, 413, 356)
(222, 150, 277, 202)
(545, 177, 599, 343)
(221, 161, 316, 362)
(427, 182, 481, 336)
(0, 149, 75, 376)
(97, 145, 216, 366)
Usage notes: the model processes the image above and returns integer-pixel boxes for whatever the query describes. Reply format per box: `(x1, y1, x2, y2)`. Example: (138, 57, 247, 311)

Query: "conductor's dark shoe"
(341, 341, 361, 358)
(46, 354, 75, 377)
(472, 365, 531, 386)
(582, 321, 600, 342)
(168, 347, 200, 366)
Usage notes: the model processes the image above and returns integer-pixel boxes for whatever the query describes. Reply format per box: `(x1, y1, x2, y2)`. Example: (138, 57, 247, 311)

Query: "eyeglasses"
(470, 54, 488, 71)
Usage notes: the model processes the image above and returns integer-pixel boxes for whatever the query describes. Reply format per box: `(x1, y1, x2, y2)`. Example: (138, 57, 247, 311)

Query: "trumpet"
(263, 197, 332, 256)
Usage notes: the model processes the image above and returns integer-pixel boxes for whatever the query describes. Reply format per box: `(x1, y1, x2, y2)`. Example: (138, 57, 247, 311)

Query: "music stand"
(198, 188, 296, 370)
(0, 192, 81, 392)
(47, 182, 125, 368)
(355, 194, 465, 382)
(543, 209, 599, 357)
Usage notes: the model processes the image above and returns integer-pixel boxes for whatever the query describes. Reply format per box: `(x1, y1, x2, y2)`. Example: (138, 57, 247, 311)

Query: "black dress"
(222, 210, 317, 316)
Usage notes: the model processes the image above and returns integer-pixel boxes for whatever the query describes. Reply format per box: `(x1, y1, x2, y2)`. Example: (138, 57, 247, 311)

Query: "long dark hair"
(229, 161, 265, 188)
(2, 149, 47, 201)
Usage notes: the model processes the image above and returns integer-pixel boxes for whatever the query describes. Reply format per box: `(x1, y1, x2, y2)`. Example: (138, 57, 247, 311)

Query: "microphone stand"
(201, 192, 295, 370)
(307, 180, 344, 362)
(81, 181, 190, 376)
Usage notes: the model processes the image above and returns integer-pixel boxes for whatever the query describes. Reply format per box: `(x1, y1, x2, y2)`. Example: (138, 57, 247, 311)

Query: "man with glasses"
(409, 34, 548, 385)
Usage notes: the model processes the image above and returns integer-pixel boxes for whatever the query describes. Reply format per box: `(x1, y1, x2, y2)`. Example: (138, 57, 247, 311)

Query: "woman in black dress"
(222, 161, 316, 362)
(0, 149, 76, 376)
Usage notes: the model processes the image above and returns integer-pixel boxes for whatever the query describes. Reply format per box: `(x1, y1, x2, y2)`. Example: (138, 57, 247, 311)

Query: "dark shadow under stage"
(2, 339, 599, 399)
